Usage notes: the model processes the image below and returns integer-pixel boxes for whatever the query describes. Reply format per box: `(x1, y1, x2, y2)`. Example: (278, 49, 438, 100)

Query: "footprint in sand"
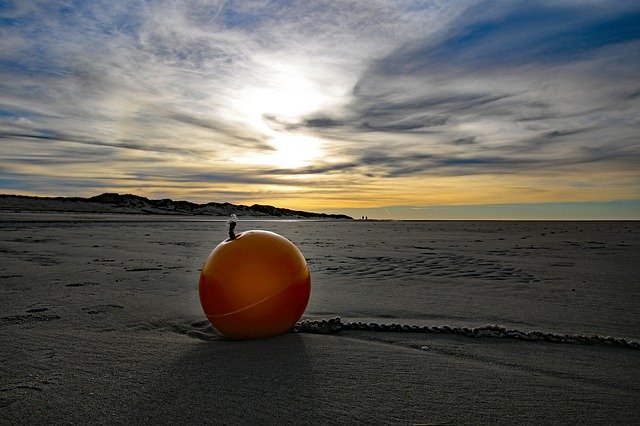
(1, 313, 60, 325)
(142, 319, 219, 341)
(65, 281, 99, 288)
(25, 307, 49, 313)
(82, 304, 124, 315)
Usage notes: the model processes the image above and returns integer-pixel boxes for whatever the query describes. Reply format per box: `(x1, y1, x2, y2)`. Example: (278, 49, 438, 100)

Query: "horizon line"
(1, 192, 639, 221)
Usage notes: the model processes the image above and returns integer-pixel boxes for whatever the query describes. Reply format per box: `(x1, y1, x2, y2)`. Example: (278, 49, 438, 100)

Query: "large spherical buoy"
(199, 229, 311, 340)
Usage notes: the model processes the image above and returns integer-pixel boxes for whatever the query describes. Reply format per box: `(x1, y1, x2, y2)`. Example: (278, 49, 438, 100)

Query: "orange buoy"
(199, 229, 311, 339)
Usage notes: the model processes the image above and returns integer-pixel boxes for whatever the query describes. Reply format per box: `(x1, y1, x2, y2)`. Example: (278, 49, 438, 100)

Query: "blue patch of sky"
(536, 12, 640, 58)
(420, 3, 640, 68)
(0, 0, 15, 11)
(0, 0, 23, 25)
(0, 5, 41, 29)
(221, 7, 265, 29)
(0, 105, 48, 121)
(40, 1, 143, 39)
(220, 1, 292, 29)
(0, 10, 27, 26)
(1, 1, 142, 40)
(0, 3, 144, 80)
(0, 109, 21, 119)
(0, 16, 17, 25)
(0, 57, 68, 79)
(0, 176, 36, 191)
(0, 172, 115, 192)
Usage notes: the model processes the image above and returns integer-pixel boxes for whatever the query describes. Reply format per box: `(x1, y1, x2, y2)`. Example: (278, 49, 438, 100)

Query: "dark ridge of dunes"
(0, 193, 353, 219)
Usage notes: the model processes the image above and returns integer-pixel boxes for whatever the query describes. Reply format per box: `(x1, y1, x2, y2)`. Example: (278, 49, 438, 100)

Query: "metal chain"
(293, 317, 640, 350)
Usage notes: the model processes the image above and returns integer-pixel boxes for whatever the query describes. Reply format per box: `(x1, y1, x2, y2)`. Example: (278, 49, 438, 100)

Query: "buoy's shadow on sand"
(135, 333, 314, 423)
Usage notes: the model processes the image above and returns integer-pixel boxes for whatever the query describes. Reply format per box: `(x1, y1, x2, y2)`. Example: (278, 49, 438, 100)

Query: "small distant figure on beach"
(227, 214, 237, 240)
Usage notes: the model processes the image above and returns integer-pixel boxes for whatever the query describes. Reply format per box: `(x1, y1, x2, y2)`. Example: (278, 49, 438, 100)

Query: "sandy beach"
(1, 215, 639, 424)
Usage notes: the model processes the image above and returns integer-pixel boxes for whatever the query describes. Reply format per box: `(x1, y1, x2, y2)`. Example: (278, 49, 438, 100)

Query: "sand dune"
(0, 193, 352, 219)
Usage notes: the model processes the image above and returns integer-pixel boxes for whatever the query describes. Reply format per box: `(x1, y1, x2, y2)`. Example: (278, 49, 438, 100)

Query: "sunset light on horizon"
(1, 1, 639, 219)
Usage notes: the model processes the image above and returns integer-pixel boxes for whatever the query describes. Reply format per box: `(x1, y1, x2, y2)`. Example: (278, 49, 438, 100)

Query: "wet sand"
(1, 216, 639, 423)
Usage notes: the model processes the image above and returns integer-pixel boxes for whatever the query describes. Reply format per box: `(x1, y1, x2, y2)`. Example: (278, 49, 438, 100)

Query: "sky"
(1, 0, 639, 219)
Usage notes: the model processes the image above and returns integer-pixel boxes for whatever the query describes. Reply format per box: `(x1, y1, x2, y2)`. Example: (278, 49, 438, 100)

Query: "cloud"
(292, 0, 640, 180)
(452, 136, 477, 146)
(163, 111, 274, 151)
(0, 1, 638, 211)
(381, 2, 640, 70)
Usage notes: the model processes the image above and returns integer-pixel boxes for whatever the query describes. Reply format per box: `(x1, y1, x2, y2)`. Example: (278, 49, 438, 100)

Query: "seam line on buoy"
(206, 271, 308, 319)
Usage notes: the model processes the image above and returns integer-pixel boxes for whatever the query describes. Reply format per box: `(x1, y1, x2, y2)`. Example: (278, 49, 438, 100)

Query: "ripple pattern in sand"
(317, 252, 539, 283)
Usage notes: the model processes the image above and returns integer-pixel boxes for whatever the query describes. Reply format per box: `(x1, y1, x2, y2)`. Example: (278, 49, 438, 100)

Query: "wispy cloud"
(290, 1, 640, 192)
(1, 0, 638, 215)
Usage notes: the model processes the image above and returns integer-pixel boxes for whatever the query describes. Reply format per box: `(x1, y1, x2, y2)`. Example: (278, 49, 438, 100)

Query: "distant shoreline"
(0, 212, 355, 223)
(0, 210, 636, 224)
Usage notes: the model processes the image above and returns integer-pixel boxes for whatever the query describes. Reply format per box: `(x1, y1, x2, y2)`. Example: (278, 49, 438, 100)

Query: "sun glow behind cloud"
(237, 133, 323, 169)
(235, 64, 330, 124)
(229, 64, 328, 169)
(0, 1, 639, 218)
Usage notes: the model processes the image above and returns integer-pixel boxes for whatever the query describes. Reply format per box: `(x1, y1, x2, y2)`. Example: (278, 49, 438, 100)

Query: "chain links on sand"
(293, 317, 640, 350)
